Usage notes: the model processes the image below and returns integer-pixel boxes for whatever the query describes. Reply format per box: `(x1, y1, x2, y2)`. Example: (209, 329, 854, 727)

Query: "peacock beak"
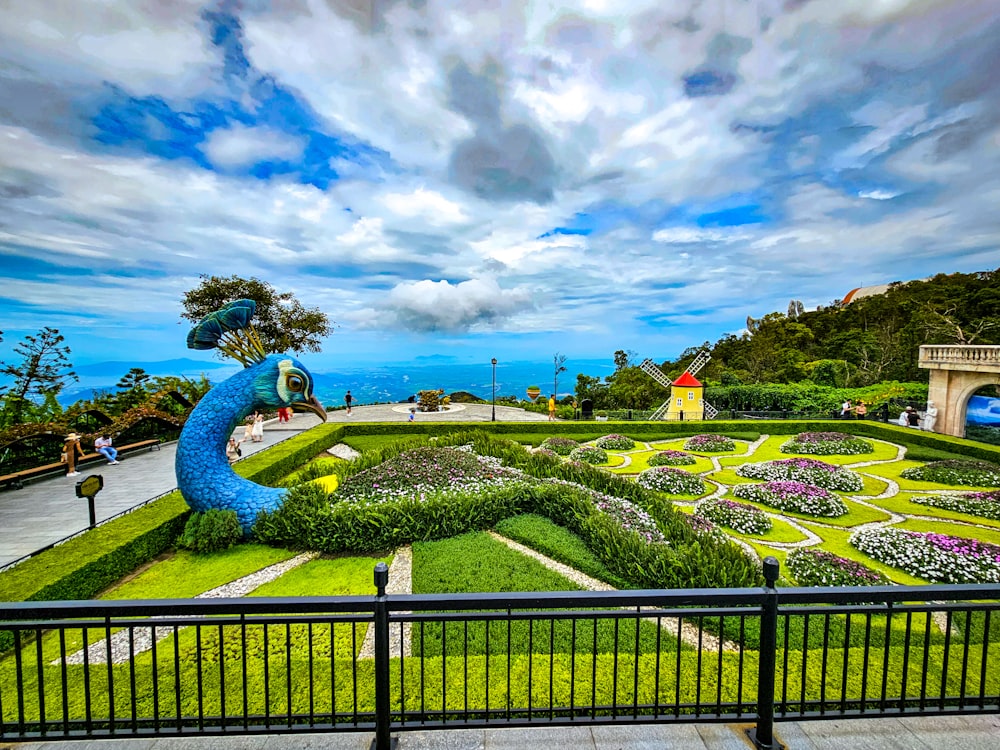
(292, 394, 327, 421)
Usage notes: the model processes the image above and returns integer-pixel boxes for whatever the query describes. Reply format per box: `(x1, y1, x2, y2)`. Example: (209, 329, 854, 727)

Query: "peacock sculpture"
(175, 299, 326, 533)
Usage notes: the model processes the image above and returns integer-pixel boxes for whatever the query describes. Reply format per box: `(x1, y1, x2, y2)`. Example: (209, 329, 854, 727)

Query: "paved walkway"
(6, 714, 999, 749)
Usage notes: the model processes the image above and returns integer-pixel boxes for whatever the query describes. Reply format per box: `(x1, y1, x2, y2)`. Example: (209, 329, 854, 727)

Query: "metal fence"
(2, 560, 998, 750)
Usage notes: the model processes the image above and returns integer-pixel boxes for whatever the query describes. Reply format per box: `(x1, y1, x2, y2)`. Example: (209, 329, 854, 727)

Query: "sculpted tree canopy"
(181, 275, 333, 356)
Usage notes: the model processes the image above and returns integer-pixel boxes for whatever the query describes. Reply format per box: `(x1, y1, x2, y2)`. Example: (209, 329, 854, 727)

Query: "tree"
(0, 327, 77, 425)
(181, 275, 334, 355)
(613, 349, 637, 371)
(553, 352, 567, 397)
(115, 367, 152, 412)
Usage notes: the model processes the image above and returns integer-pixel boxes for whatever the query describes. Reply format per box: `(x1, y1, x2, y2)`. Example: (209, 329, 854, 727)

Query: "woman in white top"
(251, 413, 264, 442)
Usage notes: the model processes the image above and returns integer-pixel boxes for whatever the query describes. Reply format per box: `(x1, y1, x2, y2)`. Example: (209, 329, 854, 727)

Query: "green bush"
(900, 460, 1000, 487)
(180, 509, 244, 553)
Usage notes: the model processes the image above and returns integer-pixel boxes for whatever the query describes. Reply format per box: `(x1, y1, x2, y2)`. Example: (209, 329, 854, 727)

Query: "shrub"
(732, 481, 849, 517)
(912, 491, 1000, 520)
(568, 445, 608, 464)
(695, 498, 772, 534)
(780, 432, 874, 455)
(179, 509, 244, 553)
(595, 434, 635, 450)
(636, 466, 706, 496)
(540, 437, 579, 455)
(737, 458, 864, 492)
(786, 548, 890, 586)
(850, 527, 1000, 583)
(900, 460, 1000, 487)
(592, 493, 667, 544)
(683, 434, 735, 452)
(648, 450, 696, 466)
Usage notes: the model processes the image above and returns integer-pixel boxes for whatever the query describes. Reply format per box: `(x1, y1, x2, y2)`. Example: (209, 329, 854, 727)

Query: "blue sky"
(2, 0, 1000, 374)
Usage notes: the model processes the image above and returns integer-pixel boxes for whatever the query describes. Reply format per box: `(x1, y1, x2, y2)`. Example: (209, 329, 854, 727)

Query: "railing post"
(370, 562, 397, 750)
(749, 557, 783, 750)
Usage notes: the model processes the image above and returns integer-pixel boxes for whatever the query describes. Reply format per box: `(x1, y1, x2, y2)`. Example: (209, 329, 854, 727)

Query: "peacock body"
(175, 353, 325, 533)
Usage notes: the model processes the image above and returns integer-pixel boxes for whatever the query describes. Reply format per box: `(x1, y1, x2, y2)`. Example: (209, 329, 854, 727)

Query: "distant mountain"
(74, 358, 231, 378)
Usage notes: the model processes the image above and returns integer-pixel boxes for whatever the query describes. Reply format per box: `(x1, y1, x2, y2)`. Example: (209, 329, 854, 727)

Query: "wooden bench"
(0, 439, 161, 491)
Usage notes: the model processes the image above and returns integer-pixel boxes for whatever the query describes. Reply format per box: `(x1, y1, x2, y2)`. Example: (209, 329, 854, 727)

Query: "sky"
(2, 0, 1000, 374)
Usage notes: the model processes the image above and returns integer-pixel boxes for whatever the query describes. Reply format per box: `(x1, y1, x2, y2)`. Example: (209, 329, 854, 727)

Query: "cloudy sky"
(2, 0, 999, 372)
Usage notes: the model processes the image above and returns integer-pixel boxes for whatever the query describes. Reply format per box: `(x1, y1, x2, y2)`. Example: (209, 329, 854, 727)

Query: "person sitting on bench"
(95, 434, 120, 465)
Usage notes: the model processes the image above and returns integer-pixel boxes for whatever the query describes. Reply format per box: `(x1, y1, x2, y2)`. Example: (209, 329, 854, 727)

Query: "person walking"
(251, 413, 264, 442)
(345, 390, 353, 415)
(855, 401, 867, 420)
(841, 399, 852, 418)
(94, 434, 120, 464)
(548, 394, 556, 421)
(63, 433, 86, 477)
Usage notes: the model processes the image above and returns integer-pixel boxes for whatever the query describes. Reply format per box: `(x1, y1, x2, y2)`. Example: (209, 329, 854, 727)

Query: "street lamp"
(491, 358, 497, 421)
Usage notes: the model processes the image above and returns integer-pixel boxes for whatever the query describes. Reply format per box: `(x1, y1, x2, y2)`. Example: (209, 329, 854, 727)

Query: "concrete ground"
(3, 405, 998, 747)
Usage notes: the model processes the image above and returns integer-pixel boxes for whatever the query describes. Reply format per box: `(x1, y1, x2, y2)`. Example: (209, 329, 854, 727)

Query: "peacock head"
(251, 354, 326, 421)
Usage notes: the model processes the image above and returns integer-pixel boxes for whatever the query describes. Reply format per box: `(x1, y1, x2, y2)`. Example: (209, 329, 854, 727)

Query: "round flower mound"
(900, 460, 1000, 487)
(696, 498, 772, 534)
(850, 527, 1000, 584)
(532, 447, 560, 460)
(912, 490, 1000, 521)
(648, 449, 696, 467)
(595, 433, 635, 450)
(733, 480, 849, 517)
(780, 431, 874, 456)
(336, 446, 521, 504)
(539, 437, 580, 456)
(680, 512, 727, 542)
(786, 548, 889, 587)
(568, 445, 608, 464)
(736, 458, 864, 492)
(636, 466, 706, 496)
(683, 433, 735, 452)
(593, 494, 667, 544)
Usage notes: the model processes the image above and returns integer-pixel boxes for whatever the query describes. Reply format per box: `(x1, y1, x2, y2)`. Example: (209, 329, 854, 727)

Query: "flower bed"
(850, 527, 1000, 583)
(780, 431, 874, 455)
(679, 512, 727, 542)
(900, 460, 1000, 487)
(636, 466, 706, 495)
(539, 437, 580, 456)
(736, 458, 864, 492)
(732, 480, 849, 517)
(911, 490, 1000, 521)
(695, 498, 772, 534)
(648, 449, 696, 467)
(786, 548, 890, 586)
(592, 493, 667, 544)
(595, 434, 635, 450)
(683, 433, 735, 452)
(568, 445, 608, 464)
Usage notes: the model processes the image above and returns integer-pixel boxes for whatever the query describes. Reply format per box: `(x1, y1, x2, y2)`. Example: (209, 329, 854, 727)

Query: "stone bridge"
(919, 345, 1000, 437)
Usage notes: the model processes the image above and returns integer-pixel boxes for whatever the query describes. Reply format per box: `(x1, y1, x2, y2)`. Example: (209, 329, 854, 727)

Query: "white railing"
(919, 345, 1000, 366)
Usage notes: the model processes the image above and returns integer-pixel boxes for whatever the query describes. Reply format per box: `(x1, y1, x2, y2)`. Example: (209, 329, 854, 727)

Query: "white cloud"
(380, 188, 467, 225)
(859, 189, 899, 200)
(652, 227, 752, 244)
(377, 278, 536, 333)
(202, 124, 306, 169)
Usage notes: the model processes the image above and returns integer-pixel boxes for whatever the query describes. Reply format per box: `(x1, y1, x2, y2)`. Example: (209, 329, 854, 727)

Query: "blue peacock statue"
(175, 299, 326, 533)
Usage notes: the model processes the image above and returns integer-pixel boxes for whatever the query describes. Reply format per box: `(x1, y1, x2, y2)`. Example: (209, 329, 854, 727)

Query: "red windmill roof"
(672, 371, 702, 387)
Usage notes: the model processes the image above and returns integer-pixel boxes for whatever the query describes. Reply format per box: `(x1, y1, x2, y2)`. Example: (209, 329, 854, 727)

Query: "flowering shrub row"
(636, 466, 706, 496)
(683, 433, 735, 452)
(592, 492, 667, 544)
(900, 460, 1000, 487)
(850, 527, 1000, 583)
(648, 449, 696, 466)
(595, 433, 635, 450)
(786, 548, 889, 586)
(679, 512, 727, 542)
(539, 437, 580, 456)
(695, 498, 772, 534)
(568, 445, 608, 464)
(732, 480, 848, 517)
(911, 490, 1000, 521)
(780, 431, 874, 455)
(736, 458, 864, 492)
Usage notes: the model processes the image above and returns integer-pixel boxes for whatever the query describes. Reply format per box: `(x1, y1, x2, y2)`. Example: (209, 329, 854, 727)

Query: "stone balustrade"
(919, 344, 1000, 369)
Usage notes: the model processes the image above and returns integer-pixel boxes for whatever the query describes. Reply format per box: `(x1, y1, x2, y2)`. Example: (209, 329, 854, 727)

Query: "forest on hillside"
(576, 269, 1000, 413)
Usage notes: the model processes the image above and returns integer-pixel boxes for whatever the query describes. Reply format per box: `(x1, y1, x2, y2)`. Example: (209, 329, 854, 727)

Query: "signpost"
(75, 474, 104, 529)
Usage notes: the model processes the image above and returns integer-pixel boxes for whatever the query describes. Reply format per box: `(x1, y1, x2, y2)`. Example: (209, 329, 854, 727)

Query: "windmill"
(640, 351, 719, 421)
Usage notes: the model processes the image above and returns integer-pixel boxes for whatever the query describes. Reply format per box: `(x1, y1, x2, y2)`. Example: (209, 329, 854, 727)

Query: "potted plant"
(526, 385, 541, 402)
(595, 410, 608, 422)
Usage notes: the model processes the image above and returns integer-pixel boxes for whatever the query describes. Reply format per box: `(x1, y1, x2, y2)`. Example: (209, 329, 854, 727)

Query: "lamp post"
(491, 358, 497, 421)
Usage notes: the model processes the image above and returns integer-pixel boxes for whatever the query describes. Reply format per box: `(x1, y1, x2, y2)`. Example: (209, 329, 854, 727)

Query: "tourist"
(897, 409, 909, 426)
(226, 437, 242, 463)
(63, 433, 85, 477)
(906, 406, 920, 428)
(94, 433, 120, 464)
(408, 407, 416, 422)
(923, 401, 938, 432)
(277, 406, 290, 423)
(855, 401, 867, 420)
(345, 390, 353, 415)
(243, 415, 254, 442)
(251, 413, 264, 442)
(841, 399, 852, 418)
(548, 394, 556, 421)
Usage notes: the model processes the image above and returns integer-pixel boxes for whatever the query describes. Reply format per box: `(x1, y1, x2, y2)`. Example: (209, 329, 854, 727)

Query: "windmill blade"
(686, 350, 711, 377)
(650, 400, 671, 420)
(702, 400, 719, 420)
(640, 359, 673, 388)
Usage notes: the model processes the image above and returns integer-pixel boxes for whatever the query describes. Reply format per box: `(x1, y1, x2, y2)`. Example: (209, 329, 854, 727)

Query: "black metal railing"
(2, 560, 998, 749)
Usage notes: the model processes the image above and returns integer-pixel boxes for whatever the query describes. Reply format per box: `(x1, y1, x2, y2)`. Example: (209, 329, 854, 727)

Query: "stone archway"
(919, 345, 1000, 437)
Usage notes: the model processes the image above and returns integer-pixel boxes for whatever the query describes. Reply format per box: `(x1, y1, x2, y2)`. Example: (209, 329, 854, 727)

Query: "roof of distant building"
(673, 371, 702, 387)
(842, 276, 933, 305)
